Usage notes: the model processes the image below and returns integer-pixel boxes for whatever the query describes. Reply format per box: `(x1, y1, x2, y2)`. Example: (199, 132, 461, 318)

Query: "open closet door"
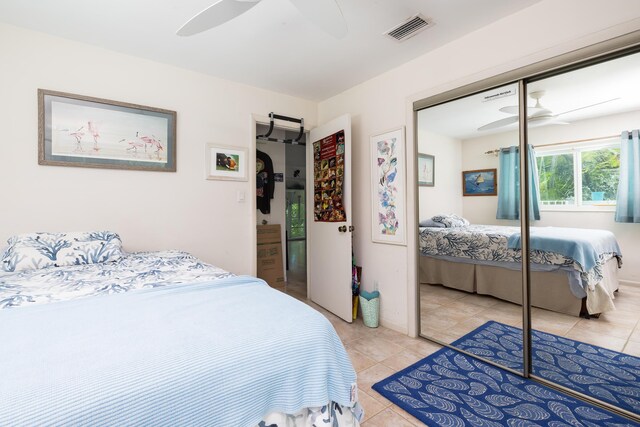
(307, 114, 353, 322)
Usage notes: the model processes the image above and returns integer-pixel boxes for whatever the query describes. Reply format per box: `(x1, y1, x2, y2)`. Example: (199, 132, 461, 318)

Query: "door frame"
(250, 113, 311, 279)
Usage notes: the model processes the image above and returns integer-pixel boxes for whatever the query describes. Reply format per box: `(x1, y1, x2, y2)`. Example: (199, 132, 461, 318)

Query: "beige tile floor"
(420, 282, 640, 356)
(278, 255, 640, 424)
(279, 243, 437, 423)
(278, 242, 438, 423)
(282, 290, 441, 425)
(280, 283, 640, 425)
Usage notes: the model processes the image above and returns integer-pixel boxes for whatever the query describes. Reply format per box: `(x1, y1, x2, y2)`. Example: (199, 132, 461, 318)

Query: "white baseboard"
(619, 279, 640, 287)
(379, 317, 408, 335)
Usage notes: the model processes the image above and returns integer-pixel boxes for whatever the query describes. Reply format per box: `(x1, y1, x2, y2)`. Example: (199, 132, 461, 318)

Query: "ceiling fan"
(176, 0, 347, 38)
(477, 90, 620, 131)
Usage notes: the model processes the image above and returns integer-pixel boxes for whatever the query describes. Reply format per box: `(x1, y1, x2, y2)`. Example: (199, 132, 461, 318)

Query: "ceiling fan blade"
(477, 116, 519, 131)
(528, 115, 553, 124)
(499, 105, 549, 115)
(555, 98, 620, 117)
(528, 118, 570, 128)
(289, 0, 347, 38)
(176, 0, 261, 36)
(498, 105, 518, 114)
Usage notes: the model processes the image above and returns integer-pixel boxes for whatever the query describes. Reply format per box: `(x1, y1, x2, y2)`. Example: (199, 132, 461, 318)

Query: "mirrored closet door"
(416, 44, 640, 422)
(417, 83, 525, 376)
(526, 50, 640, 419)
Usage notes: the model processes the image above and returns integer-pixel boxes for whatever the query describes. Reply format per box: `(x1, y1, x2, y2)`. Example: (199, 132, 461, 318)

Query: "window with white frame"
(535, 140, 620, 209)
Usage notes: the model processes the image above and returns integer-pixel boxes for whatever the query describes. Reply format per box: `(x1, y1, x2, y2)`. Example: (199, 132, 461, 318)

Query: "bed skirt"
(419, 256, 476, 293)
(419, 256, 619, 317)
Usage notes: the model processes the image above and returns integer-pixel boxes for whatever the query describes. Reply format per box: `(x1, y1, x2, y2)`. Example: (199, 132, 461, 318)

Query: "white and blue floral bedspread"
(419, 224, 621, 293)
(0, 250, 234, 309)
(0, 252, 362, 426)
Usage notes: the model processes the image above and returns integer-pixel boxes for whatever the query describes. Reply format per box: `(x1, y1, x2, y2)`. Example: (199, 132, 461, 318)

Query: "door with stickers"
(307, 114, 353, 322)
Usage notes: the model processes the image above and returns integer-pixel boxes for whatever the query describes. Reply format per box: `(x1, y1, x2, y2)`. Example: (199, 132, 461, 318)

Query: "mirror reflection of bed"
(418, 220, 622, 322)
(417, 51, 640, 395)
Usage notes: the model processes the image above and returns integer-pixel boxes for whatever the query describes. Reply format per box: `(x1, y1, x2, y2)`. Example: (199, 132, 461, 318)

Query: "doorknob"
(338, 225, 347, 233)
(349, 226, 354, 232)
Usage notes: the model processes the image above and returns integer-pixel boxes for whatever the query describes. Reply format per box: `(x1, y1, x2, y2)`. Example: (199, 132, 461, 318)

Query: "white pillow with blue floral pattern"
(1, 231, 123, 272)
(418, 219, 446, 228)
(431, 214, 470, 228)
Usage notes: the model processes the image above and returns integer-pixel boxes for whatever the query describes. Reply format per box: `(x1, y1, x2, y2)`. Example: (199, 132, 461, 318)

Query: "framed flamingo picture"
(370, 126, 406, 246)
(38, 89, 176, 172)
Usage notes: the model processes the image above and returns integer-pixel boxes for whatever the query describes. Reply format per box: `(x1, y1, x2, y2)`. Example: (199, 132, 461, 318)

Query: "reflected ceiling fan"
(176, 0, 347, 38)
(477, 90, 619, 131)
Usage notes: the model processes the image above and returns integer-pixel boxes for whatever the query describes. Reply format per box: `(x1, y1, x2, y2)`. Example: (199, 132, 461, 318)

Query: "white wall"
(417, 130, 462, 220)
(460, 110, 640, 283)
(0, 23, 317, 275)
(317, 0, 640, 334)
(461, 130, 519, 226)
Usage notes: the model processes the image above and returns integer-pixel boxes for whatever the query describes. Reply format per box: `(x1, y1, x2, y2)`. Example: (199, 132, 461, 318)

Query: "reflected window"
(536, 141, 619, 208)
(537, 152, 575, 205)
(286, 190, 306, 239)
(581, 146, 620, 205)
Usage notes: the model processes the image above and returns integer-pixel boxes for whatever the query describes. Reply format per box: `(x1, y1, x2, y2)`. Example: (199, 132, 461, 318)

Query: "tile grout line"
(622, 310, 640, 353)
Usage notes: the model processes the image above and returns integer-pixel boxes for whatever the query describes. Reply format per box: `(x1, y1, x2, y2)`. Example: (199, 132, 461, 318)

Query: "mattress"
(0, 252, 362, 426)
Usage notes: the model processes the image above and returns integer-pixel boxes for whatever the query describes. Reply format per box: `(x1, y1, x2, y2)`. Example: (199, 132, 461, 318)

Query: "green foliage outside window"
(286, 190, 306, 239)
(288, 202, 305, 239)
(537, 153, 574, 203)
(536, 146, 619, 206)
(581, 147, 620, 202)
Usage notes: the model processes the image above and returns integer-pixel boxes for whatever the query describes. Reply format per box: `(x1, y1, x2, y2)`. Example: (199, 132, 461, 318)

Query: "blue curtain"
(496, 145, 541, 220)
(529, 144, 541, 221)
(615, 130, 640, 223)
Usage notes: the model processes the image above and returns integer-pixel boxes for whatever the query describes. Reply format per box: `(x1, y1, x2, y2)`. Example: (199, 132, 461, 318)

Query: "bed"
(418, 221, 622, 317)
(0, 232, 362, 426)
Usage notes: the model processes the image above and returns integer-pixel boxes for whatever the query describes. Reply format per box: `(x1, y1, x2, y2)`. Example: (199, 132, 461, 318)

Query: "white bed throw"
(0, 276, 358, 426)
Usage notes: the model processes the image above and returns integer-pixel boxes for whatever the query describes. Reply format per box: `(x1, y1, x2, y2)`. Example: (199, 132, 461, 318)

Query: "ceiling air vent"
(384, 14, 433, 42)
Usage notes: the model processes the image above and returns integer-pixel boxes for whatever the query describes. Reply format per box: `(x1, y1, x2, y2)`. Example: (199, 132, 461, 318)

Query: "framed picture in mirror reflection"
(418, 153, 435, 187)
(462, 168, 497, 196)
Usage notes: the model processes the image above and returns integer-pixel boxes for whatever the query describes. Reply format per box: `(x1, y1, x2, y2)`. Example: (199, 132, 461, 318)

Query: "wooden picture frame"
(462, 168, 497, 196)
(205, 143, 248, 181)
(370, 126, 406, 246)
(38, 89, 176, 172)
(417, 153, 435, 187)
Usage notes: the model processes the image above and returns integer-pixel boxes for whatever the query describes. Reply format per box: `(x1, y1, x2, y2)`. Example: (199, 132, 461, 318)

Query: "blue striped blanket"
(0, 276, 358, 426)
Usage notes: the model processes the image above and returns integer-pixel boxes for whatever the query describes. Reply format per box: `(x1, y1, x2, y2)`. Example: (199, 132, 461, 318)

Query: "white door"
(307, 114, 353, 322)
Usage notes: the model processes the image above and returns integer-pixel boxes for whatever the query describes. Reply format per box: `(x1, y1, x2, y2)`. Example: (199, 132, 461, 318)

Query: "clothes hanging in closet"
(256, 150, 275, 214)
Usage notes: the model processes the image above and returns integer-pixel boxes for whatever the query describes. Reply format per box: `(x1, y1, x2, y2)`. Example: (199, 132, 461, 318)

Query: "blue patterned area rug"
(372, 340, 638, 426)
(453, 321, 640, 416)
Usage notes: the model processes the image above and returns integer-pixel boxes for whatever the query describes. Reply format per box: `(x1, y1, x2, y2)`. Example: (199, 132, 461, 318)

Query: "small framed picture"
(205, 144, 248, 181)
(462, 168, 497, 196)
(417, 153, 434, 187)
